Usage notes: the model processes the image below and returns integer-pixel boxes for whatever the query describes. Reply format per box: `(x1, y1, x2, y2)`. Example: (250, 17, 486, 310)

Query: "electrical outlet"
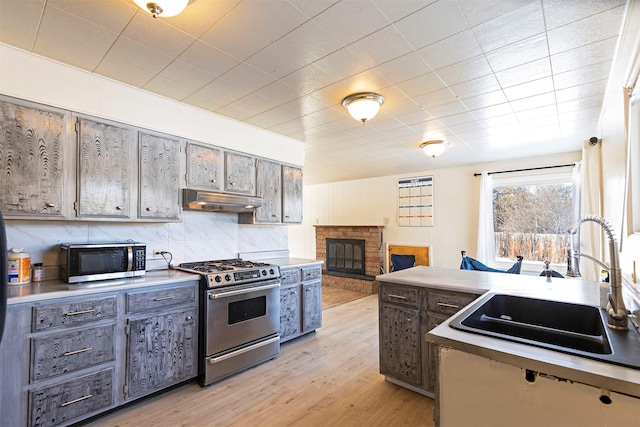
(153, 249, 166, 258)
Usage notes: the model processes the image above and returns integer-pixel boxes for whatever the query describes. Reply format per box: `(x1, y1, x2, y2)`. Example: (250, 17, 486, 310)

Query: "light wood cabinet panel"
(29, 368, 114, 427)
(76, 117, 134, 218)
(0, 98, 66, 217)
(282, 165, 302, 223)
(254, 159, 281, 223)
(138, 132, 180, 220)
(279, 283, 301, 342)
(125, 309, 197, 400)
(224, 152, 255, 195)
(186, 142, 222, 191)
(302, 280, 322, 332)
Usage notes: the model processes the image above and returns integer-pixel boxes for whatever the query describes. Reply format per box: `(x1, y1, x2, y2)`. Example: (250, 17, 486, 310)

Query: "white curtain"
(476, 171, 495, 264)
(580, 140, 604, 281)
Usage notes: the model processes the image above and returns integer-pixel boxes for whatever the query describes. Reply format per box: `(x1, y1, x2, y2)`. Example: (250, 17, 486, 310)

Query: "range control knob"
(224, 274, 232, 282)
(214, 275, 222, 283)
(261, 269, 267, 276)
(269, 268, 275, 275)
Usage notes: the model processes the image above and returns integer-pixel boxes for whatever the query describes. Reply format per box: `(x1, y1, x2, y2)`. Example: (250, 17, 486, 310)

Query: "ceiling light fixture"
(133, 0, 189, 18)
(421, 140, 447, 158)
(341, 92, 384, 124)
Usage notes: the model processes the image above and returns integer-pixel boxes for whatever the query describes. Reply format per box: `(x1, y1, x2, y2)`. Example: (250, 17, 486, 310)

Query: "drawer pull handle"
(388, 294, 407, 300)
(64, 309, 95, 316)
(153, 295, 176, 301)
(63, 347, 92, 356)
(115, 205, 124, 211)
(186, 316, 193, 321)
(45, 202, 55, 208)
(60, 394, 92, 407)
(437, 302, 459, 309)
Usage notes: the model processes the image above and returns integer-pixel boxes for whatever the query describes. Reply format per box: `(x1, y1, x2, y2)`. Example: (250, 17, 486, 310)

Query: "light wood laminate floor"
(85, 291, 434, 427)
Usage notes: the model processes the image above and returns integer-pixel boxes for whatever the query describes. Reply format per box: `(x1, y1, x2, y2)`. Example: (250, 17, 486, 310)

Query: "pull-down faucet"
(566, 215, 628, 330)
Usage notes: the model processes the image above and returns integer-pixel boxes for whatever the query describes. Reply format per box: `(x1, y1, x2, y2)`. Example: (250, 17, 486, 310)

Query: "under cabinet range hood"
(182, 189, 262, 213)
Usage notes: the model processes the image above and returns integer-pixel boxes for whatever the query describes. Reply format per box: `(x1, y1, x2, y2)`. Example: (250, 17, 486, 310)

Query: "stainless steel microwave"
(60, 242, 146, 283)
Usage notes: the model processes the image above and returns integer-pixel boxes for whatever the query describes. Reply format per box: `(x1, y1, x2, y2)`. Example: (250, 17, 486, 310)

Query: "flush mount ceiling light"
(341, 92, 384, 124)
(421, 140, 448, 158)
(134, 0, 189, 18)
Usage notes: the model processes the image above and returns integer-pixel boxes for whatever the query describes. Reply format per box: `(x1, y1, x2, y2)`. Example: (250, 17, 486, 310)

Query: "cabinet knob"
(229, 181, 235, 186)
(146, 207, 153, 212)
(45, 202, 55, 208)
(186, 316, 193, 321)
(115, 205, 124, 211)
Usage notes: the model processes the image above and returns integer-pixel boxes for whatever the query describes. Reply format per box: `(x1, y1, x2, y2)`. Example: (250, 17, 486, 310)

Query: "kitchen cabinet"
(282, 165, 302, 223)
(279, 264, 322, 343)
(27, 296, 118, 427)
(138, 131, 181, 220)
(186, 142, 222, 191)
(224, 151, 255, 195)
(76, 115, 135, 218)
(0, 97, 68, 218)
(124, 283, 198, 400)
(378, 282, 477, 396)
(0, 276, 199, 427)
(254, 159, 282, 223)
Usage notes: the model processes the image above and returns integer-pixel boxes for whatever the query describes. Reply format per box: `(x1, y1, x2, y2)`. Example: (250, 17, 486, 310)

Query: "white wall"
(289, 152, 581, 271)
(0, 45, 301, 274)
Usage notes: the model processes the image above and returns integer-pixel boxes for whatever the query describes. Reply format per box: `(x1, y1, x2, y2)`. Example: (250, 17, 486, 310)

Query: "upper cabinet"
(139, 132, 181, 220)
(186, 142, 222, 191)
(76, 116, 135, 218)
(255, 159, 282, 223)
(0, 97, 68, 218)
(224, 152, 255, 195)
(282, 165, 303, 223)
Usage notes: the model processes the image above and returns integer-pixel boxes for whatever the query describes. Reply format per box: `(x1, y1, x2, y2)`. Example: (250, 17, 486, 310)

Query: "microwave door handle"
(127, 246, 133, 271)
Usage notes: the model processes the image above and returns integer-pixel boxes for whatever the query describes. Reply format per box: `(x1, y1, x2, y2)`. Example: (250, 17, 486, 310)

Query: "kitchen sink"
(449, 293, 640, 369)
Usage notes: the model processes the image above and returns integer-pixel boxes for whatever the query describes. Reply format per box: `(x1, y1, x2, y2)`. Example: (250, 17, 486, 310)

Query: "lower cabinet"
(378, 281, 478, 396)
(0, 279, 199, 427)
(279, 264, 322, 343)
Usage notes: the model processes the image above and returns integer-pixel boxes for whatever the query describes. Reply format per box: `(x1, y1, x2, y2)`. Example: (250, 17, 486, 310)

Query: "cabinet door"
(302, 280, 322, 332)
(139, 132, 180, 220)
(255, 159, 281, 223)
(125, 309, 197, 400)
(76, 117, 134, 218)
(0, 99, 66, 217)
(380, 304, 421, 385)
(279, 284, 301, 342)
(186, 142, 222, 191)
(282, 165, 302, 223)
(224, 152, 255, 195)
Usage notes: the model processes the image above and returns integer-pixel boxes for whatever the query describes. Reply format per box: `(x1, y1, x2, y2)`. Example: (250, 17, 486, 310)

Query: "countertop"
(377, 266, 640, 397)
(6, 269, 201, 305)
(266, 257, 324, 268)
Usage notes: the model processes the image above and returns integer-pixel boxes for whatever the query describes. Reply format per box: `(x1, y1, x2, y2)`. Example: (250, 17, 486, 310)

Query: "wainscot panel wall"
(289, 152, 581, 272)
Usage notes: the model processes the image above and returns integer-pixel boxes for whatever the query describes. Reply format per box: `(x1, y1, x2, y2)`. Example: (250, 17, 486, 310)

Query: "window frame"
(491, 169, 575, 274)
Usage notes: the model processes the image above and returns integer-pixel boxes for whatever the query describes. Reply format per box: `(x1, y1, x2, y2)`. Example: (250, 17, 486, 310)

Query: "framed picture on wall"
(398, 176, 434, 227)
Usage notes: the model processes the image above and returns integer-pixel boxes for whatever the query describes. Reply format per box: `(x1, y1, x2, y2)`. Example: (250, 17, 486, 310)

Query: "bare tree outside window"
(493, 183, 573, 264)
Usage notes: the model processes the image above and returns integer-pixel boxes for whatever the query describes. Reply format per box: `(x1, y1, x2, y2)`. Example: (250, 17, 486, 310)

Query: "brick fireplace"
(315, 225, 384, 294)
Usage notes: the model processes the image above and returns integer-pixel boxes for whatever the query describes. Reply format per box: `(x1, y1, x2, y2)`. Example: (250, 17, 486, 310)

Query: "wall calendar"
(398, 176, 434, 227)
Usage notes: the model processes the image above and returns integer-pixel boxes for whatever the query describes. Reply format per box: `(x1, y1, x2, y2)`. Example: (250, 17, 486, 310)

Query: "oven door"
(205, 278, 280, 356)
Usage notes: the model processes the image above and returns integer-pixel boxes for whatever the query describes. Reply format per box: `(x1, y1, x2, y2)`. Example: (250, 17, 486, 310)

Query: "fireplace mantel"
(315, 225, 384, 294)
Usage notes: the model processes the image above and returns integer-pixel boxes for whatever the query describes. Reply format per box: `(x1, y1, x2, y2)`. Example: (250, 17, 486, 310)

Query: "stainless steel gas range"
(174, 259, 281, 386)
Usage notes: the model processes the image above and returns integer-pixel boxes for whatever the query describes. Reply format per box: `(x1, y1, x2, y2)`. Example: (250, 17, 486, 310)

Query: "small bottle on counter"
(32, 263, 45, 282)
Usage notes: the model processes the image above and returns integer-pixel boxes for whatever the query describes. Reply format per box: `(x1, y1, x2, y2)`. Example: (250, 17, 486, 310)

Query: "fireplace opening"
(326, 238, 365, 276)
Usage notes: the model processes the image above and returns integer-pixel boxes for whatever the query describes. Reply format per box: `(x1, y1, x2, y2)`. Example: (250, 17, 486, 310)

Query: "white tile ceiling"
(0, 0, 628, 184)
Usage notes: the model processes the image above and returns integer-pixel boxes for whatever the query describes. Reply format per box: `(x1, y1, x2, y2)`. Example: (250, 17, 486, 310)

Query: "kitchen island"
(376, 266, 640, 426)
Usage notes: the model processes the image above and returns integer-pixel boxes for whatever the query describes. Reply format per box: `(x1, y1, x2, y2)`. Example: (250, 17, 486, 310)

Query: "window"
(492, 171, 575, 265)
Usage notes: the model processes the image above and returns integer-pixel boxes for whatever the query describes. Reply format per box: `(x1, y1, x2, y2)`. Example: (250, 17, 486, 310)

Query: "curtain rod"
(473, 163, 576, 177)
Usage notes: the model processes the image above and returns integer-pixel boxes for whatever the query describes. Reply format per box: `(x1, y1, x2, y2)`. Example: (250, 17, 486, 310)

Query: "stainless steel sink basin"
(449, 293, 640, 369)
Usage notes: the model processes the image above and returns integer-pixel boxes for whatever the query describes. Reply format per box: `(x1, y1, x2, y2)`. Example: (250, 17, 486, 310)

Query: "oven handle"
(208, 335, 280, 364)
(208, 282, 280, 299)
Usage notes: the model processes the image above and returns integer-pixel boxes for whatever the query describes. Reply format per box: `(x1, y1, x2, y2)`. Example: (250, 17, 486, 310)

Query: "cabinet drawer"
(32, 296, 117, 332)
(380, 284, 419, 308)
(302, 266, 321, 281)
(31, 324, 116, 383)
(29, 368, 114, 427)
(427, 291, 477, 315)
(280, 268, 301, 285)
(126, 283, 196, 313)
